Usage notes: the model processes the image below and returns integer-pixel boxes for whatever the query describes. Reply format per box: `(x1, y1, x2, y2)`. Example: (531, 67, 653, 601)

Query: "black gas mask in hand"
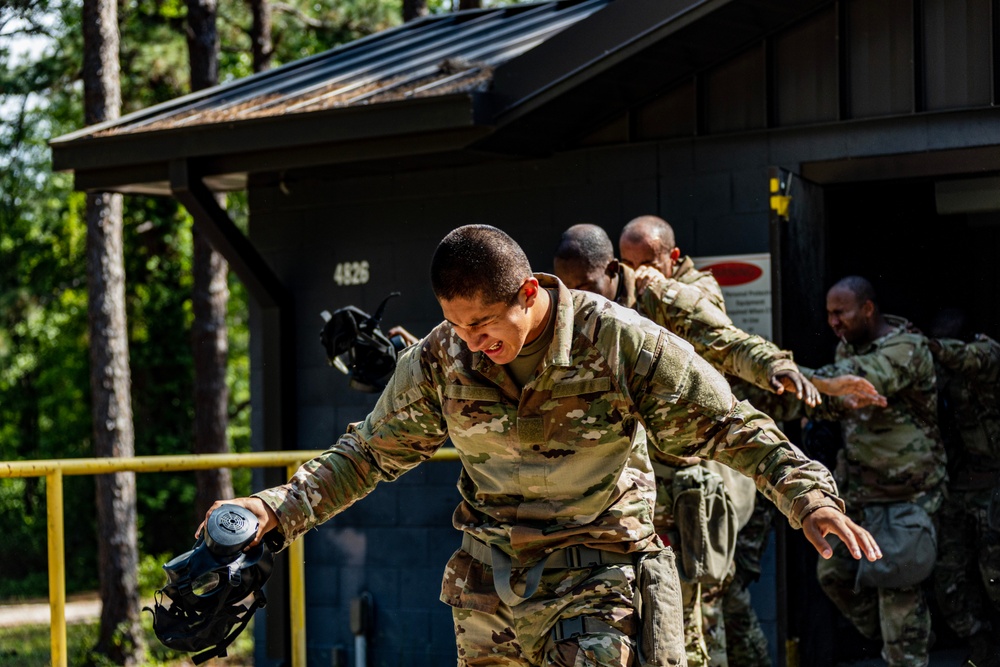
(146, 504, 273, 665)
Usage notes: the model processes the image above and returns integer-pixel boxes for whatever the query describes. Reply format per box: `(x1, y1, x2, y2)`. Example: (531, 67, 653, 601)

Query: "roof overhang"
(52, 0, 833, 195)
(52, 93, 493, 195)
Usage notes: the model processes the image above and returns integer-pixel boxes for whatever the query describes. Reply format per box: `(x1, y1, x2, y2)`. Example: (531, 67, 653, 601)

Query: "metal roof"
(60, 0, 610, 142)
(51, 0, 831, 195)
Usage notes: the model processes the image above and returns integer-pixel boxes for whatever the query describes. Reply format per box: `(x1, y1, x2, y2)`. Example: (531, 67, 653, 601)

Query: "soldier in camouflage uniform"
(554, 224, 876, 667)
(619, 215, 726, 309)
(623, 216, 820, 667)
(203, 226, 880, 667)
(927, 316, 1000, 667)
(793, 276, 946, 667)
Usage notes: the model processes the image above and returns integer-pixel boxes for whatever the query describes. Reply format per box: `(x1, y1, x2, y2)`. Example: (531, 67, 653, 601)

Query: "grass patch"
(0, 614, 254, 666)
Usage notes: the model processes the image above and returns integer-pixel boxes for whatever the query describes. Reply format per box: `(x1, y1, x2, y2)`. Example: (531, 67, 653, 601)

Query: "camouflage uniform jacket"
(804, 315, 946, 509)
(636, 274, 798, 396)
(673, 255, 726, 311)
(932, 335, 1000, 488)
(255, 274, 842, 565)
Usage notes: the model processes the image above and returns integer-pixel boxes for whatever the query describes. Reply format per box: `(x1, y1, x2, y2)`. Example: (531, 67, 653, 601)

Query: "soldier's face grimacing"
(826, 286, 871, 345)
(439, 281, 544, 366)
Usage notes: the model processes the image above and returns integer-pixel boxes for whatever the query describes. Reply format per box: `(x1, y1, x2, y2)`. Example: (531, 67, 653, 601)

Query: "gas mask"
(320, 292, 406, 393)
(146, 504, 273, 665)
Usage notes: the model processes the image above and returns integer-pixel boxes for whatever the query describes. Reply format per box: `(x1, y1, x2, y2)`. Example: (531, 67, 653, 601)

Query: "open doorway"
(778, 174, 1000, 664)
(825, 178, 1000, 340)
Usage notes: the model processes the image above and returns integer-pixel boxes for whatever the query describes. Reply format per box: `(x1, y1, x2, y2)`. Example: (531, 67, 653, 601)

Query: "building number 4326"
(333, 261, 370, 286)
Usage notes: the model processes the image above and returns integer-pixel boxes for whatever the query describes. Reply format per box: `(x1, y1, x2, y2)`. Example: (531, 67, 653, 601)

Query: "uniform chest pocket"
(444, 385, 503, 402)
(551, 376, 611, 398)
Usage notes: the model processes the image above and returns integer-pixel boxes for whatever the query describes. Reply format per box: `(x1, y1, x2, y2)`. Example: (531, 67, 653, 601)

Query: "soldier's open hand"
(771, 370, 822, 407)
(811, 374, 887, 409)
(802, 506, 882, 562)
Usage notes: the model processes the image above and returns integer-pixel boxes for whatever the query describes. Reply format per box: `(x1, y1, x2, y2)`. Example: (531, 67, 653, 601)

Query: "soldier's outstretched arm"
(771, 369, 821, 407)
(802, 506, 882, 562)
(630, 328, 845, 531)
(809, 374, 887, 409)
(635, 267, 816, 403)
(197, 497, 279, 548)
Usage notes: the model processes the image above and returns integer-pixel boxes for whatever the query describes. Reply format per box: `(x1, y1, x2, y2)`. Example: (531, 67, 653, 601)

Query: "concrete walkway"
(0, 594, 102, 628)
(0, 595, 976, 666)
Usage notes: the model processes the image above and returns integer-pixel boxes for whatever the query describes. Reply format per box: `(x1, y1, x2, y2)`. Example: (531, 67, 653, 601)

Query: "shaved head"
(619, 215, 679, 278)
(431, 224, 532, 305)
(552, 224, 620, 301)
(554, 224, 614, 269)
(831, 276, 879, 312)
(620, 215, 676, 251)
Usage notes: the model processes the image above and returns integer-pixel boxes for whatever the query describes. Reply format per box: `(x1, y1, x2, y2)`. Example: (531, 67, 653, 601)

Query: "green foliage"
(3, 0, 493, 606)
(0, 616, 254, 666)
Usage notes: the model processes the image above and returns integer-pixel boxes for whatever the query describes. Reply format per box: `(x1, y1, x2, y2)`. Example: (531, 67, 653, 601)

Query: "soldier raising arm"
(202, 225, 878, 667)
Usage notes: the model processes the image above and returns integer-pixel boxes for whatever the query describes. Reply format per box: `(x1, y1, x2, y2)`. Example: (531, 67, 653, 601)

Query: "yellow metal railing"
(0, 448, 460, 667)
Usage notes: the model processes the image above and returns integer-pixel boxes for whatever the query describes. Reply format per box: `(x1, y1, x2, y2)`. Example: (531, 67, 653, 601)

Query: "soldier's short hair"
(620, 215, 676, 252)
(833, 275, 879, 309)
(431, 225, 532, 305)
(554, 224, 614, 269)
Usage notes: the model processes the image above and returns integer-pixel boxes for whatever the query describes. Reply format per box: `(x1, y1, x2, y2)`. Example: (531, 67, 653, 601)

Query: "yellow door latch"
(769, 177, 791, 219)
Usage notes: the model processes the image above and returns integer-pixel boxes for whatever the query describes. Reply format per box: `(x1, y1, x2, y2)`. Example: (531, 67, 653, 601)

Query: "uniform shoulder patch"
(389, 344, 427, 412)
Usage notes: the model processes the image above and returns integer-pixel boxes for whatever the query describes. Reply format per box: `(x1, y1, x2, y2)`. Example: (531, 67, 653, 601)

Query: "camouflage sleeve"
(637, 277, 798, 391)
(784, 366, 850, 422)
(811, 337, 927, 398)
(630, 329, 843, 529)
(733, 379, 806, 423)
(253, 344, 448, 551)
(934, 336, 1000, 383)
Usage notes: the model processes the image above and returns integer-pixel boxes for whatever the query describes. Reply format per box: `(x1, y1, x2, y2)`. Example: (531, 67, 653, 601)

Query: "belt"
(460, 533, 634, 607)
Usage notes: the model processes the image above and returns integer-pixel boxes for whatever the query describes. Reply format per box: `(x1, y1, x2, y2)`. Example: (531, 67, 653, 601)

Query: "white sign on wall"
(691, 254, 773, 340)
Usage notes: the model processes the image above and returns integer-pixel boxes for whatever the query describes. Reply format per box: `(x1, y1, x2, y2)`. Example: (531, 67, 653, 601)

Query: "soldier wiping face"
(431, 225, 552, 366)
(619, 215, 681, 279)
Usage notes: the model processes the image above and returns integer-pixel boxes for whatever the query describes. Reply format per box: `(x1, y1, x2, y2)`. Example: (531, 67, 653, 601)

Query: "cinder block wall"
(245, 134, 777, 665)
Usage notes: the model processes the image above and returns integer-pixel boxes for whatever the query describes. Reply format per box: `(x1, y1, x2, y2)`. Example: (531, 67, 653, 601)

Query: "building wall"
(246, 106, 1000, 666)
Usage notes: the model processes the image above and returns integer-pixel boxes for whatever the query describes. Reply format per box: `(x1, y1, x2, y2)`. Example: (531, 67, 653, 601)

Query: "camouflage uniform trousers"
(817, 523, 933, 667)
(722, 498, 774, 667)
(679, 578, 715, 667)
(652, 471, 717, 667)
(932, 487, 1000, 639)
(451, 553, 640, 666)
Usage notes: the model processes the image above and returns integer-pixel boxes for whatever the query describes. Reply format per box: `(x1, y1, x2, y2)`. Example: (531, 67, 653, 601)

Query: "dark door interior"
(778, 175, 1000, 664)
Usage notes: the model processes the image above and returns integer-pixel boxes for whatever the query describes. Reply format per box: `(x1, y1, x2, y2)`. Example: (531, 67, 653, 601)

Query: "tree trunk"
(403, 0, 428, 22)
(185, 0, 218, 91)
(192, 228, 233, 515)
(186, 0, 234, 519)
(459, 0, 482, 9)
(248, 0, 273, 72)
(83, 0, 145, 663)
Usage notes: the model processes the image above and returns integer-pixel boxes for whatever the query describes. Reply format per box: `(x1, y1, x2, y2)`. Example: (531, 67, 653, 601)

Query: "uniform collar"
(615, 264, 638, 309)
(672, 255, 698, 281)
(534, 273, 575, 368)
